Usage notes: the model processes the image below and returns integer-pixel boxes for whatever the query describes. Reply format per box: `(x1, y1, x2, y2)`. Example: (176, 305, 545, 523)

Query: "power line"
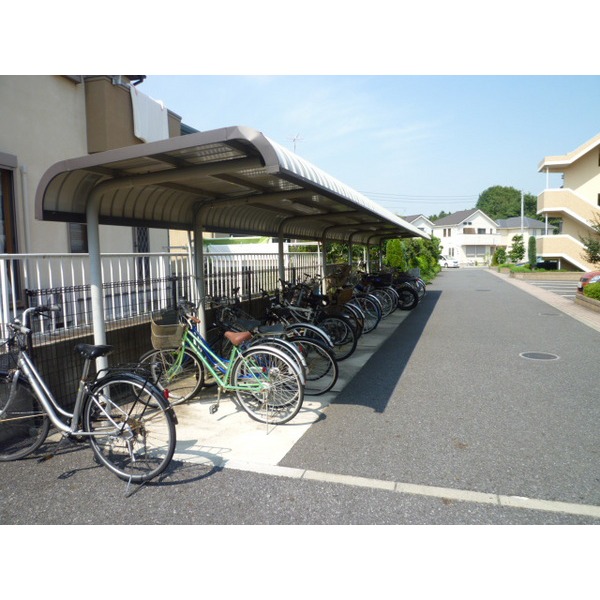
(360, 190, 478, 200)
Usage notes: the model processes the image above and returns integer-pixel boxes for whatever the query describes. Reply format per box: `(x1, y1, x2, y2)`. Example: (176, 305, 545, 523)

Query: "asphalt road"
(2, 268, 599, 526)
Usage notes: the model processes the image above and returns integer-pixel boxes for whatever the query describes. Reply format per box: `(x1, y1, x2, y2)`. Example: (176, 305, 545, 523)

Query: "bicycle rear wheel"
(288, 337, 338, 396)
(396, 283, 419, 310)
(316, 314, 358, 361)
(231, 346, 304, 425)
(0, 375, 50, 461)
(140, 347, 203, 404)
(85, 374, 176, 483)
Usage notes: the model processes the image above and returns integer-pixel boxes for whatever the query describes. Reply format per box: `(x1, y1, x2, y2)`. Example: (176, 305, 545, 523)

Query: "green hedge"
(584, 282, 600, 300)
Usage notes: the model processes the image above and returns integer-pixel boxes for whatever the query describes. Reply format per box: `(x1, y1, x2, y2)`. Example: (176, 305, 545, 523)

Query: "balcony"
(537, 235, 593, 271)
(537, 189, 599, 225)
(453, 233, 502, 247)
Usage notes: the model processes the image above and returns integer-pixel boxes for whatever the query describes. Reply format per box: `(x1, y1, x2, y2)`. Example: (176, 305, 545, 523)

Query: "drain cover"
(520, 352, 559, 361)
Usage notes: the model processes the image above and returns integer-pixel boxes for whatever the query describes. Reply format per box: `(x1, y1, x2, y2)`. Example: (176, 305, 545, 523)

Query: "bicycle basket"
(150, 314, 186, 350)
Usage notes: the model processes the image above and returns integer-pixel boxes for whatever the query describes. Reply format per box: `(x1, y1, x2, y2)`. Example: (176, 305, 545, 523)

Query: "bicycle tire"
(284, 322, 334, 349)
(247, 336, 308, 384)
(139, 347, 204, 403)
(288, 336, 339, 396)
(395, 283, 419, 310)
(315, 314, 358, 361)
(340, 304, 364, 339)
(371, 288, 395, 318)
(348, 295, 382, 334)
(231, 345, 304, 425)
(0, 374, 50, 461)
(84, 374, 176, 483)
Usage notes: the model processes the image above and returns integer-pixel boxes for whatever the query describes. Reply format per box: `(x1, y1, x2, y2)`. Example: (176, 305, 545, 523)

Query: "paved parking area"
(2, 267, 599, 527)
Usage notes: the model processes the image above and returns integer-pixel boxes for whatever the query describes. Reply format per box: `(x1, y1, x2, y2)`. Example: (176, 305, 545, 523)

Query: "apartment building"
(537, 131, 600, 271)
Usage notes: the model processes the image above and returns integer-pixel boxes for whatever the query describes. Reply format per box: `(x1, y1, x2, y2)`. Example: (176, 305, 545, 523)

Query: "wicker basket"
(150, 315, 186, 350)
(329, 287, 354, 306)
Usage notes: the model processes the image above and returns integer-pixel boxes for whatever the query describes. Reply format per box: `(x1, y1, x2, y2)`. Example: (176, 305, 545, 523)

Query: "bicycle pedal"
(209, 404, 219, 414)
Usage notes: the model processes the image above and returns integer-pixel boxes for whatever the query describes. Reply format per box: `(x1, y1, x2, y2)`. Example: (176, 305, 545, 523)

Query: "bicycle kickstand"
(209, 387, 222, 414)
(37, 432, 80, 463)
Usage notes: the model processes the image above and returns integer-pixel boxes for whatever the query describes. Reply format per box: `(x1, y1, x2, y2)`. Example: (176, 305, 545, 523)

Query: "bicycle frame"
(179, 323, 272, 395)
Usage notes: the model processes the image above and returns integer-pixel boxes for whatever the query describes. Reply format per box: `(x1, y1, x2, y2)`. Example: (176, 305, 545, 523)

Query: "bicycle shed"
(34, 125, 428, 369)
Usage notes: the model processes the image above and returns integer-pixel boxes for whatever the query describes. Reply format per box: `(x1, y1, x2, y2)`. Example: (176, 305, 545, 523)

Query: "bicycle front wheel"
(0, 374, 50, 461)
(140, 347, 203, 404)
(84, 375, 176, 483)
(231, 346, 304, 425)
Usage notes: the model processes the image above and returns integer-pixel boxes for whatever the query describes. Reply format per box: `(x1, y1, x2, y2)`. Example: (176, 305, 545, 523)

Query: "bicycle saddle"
(74, 343, 114, 359)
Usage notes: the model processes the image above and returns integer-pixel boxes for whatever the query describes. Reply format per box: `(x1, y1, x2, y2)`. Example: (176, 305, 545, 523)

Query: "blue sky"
(139, 75, 600, 217)
(11, 0, 600, 220)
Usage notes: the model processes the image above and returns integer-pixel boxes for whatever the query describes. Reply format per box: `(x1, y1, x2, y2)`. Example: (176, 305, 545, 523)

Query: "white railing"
(0, 250, 322, 330)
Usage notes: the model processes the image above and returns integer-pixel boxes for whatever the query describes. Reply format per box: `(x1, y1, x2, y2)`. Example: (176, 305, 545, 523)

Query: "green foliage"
(384, 236, 441, 281)
(508, 234, 525, 263)
(584, 282, 600, 300)
(428, 210, 452, 222)
(476, 185, 537, 220)
(492, 247, 507, 265)
(580, 215, 600, 266)
(528, 235, 537, 269)
(325, 242, 364, 265)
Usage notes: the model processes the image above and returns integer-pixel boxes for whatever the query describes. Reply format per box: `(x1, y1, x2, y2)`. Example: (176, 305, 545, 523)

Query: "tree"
(508, 234, 525, 263)
(580, 215, 600, 266)
(428, 210, 452, 222)
(476, 186, 537, 220)
(384, 236, 441, 280)
(528, 235, 537, 269)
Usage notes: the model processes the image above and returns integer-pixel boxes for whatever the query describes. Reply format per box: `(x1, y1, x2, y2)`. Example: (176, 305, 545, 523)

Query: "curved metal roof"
(35, 125, 427, 245)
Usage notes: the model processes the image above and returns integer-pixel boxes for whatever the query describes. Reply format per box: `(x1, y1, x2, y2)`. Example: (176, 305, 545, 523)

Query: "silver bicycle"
(0, 306, 177, 484)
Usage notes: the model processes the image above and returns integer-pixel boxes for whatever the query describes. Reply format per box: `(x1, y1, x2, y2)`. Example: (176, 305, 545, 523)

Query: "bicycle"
(140, 302, 305, 425)
(0, 306, 177, 484)
(207, 298, 339, 396)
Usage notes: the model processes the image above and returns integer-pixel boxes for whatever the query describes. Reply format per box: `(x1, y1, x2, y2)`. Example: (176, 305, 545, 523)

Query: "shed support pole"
(278, 236, 285, 286)
(193, 219, 207, 338)
(86, 194, 108, 373)
(321, 238, 328, 295)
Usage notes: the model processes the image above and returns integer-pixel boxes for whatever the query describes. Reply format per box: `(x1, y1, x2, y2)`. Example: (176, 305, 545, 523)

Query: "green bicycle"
(140, 302, 305, 425)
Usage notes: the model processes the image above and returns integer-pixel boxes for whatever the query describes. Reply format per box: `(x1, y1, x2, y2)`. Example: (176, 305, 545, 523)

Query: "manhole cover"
(539, 312, 562, 317)
(520, 352, 560, 361)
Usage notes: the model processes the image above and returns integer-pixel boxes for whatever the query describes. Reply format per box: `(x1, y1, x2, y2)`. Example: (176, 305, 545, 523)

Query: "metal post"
(86, 192, 108, 373)
(193, 216, 207, 338)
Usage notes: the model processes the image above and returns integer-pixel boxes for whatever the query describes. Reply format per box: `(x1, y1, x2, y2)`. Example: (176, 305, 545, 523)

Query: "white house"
(429, 209, 500, 265)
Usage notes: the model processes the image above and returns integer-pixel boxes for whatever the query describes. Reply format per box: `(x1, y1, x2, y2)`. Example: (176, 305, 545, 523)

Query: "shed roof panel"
(36, 125, 428, 245)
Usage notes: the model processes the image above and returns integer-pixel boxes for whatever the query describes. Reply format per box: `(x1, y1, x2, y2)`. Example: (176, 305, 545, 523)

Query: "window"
(134, 227, 150, 278)
(0, 168, 17, 254)
(69, 223, 88, 252)
(477, 228, 486, 234)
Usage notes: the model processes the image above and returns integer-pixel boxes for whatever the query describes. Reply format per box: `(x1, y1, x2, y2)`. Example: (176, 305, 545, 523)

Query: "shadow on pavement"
(332, 290, 440, 413)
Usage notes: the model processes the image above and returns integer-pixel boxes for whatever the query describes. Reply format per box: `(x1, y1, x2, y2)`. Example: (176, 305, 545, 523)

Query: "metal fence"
(0, 248, 322, 408)
(0, 249, 322, 328)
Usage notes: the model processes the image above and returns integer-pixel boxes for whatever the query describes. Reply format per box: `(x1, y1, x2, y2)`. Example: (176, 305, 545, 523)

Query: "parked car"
(438, 256, 459, 268)
(576, 270, 600, 294)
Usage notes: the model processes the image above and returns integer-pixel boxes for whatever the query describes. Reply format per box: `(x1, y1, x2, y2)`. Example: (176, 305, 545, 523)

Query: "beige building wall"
(0, 75, 171, 255)
(0, 76, 88, 254)
(563, 149, 600, 201)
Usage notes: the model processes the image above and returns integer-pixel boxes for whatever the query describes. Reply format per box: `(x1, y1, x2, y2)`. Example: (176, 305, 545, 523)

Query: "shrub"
(584, 282, 600, 300)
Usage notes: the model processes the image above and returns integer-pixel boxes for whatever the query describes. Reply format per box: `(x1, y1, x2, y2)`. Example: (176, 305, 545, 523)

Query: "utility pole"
(520, 191, 524, 236)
